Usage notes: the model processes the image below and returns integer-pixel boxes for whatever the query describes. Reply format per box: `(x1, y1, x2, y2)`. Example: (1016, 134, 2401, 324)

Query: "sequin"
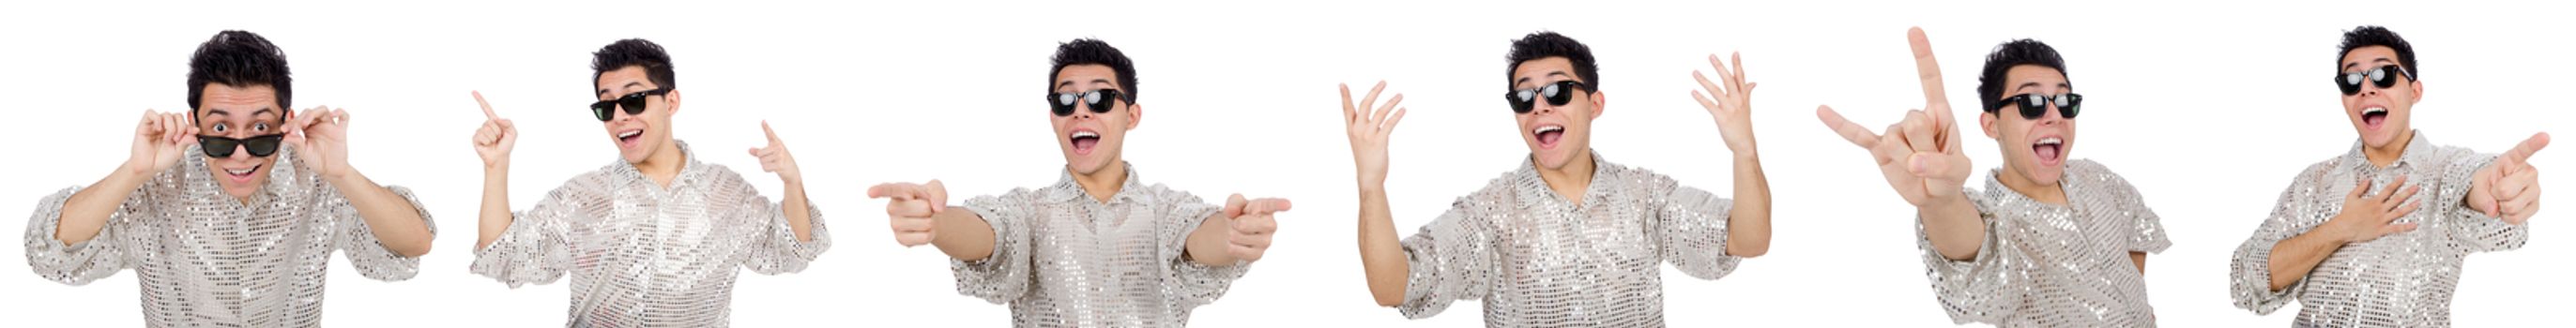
(23, 145, 435, 327)
(949, 164, 1247, 328)
(470, 141, 830, 327)
(1395, 153, 1742, 327)
(2230, 132, 2523, 327)
(1919, 159, 2167, 327)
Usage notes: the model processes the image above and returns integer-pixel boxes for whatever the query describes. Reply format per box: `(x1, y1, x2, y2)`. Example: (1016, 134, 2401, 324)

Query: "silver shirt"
(1919, 159, 2168, 327)
(23, 145, 434, 328)
(952, 164, 1248, 328)
(470, 142, 830, 328)
(2230, 133, 2524, 327)
(1396, 154, 1742, 327)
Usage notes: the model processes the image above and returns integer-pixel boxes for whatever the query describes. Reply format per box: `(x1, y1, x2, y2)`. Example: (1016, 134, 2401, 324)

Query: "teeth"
(617, 130, 641, 138)
(2363, 107, 2387, 115)
(1071, 131, 1099, 139)
(2036, 137, 2063, 146)
(226, 167, 254, 175)
(1533, 126, 1563, 134)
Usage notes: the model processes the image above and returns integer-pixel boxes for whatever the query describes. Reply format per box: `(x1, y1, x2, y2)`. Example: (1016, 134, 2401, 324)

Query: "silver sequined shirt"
(1919, 159, 2168, 327)
(2230, 133, 2524, 327)
(1396, 154, 1742, 327)
(951, 164, 1248, 328)
(23, 145, 435, 327)
(470, 142, 830, 327)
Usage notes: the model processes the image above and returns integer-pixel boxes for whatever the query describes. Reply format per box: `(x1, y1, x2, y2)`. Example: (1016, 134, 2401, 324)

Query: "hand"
(2328, 175, 2422, 244)
(285, 106, 353, 179)
(1218, 194, 1293, 262)
(868, 180, 948, 246)
(747, 121, 800, 184)
(470, 91, 517, 170)
(1341, 81, 1407, 187)
(1691, 52, 1760, 155)
(1816, 27, 1974, 207)
(127, 110, 198, 176)
(2468, 132, 2548, 224)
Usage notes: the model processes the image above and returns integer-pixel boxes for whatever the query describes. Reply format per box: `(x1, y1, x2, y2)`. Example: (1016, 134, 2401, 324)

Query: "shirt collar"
(1043, 162, 1145, 204)
(2341, 129, 2435, 171)
(1511, 150, 1616, 208)
(609, 140, 703, 188)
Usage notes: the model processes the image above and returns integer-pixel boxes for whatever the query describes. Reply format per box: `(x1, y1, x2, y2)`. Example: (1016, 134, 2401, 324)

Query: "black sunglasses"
(2335, 65, 2413, 96)
(1503, 81, 1590, 113)
(589, 88, 671, 122)
(199, 134, 286, 157)
(1045, 89, 1127, 116)
(1989, 93, 2082, 119)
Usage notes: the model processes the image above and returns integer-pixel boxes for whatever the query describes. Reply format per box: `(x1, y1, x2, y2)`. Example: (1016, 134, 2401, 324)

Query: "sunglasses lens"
(591, 102, 615, 121)
(2060, 95, 2081, 119)
(1088, 90, 1118, 113)
(1505, 90, 1536, 113)
(200, 138, 236, 157)
(243, 136, 282, 157)
(2020, 100, 2048, 119)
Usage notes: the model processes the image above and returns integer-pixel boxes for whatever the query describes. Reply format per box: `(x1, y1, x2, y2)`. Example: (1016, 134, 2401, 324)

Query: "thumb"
(1222, 194, 1247, 218)
(925, 180, 949, 213)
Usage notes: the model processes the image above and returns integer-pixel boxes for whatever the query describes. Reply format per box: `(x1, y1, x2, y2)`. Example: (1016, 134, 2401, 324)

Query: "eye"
(211, 123, 229, 132)
(252, 123, 270, 131)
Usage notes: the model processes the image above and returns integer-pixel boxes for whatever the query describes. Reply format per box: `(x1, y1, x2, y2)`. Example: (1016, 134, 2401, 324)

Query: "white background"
(1, 0, 2565, 326)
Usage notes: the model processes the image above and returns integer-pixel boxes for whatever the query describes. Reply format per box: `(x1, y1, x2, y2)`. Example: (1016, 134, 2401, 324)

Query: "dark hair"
(1504, 31, 1600, 90)
(591, 38, 677, 91)
(2337, 25, 2416, 79)
(1047, 38, 1138, 101)
(1974, 39, 2069, 112)
(187, 30, 292, 115)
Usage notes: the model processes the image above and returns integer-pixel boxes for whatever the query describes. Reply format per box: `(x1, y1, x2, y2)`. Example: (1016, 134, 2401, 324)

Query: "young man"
(22, 30, 436, 327)
(1343, 31, 1774, 327)
(1818, 28, 2166, 326)
(467, 38, 828, 327)
(866, 38, 1290, 328)
(2229, 25, 2549, 327)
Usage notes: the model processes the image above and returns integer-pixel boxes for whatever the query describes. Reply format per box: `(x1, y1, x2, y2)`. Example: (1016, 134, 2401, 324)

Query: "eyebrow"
(2013, 82, 2071, 93)
(597, 82, 647, 96)
(1513, 71, 1571, 86)
(2341, 58, 2397, 70)
(1054, 79, 1116, 90)
(202, 108, 277, 117)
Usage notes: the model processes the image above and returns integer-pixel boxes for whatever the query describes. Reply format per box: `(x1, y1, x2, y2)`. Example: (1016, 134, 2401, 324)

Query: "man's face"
(2340, 46, 2419, 149)
(1979, 65, 2077, 186)
(595, 66, 678, 163)
(195, 83, 286, 200)
(1510, 57, 1602, 171)
(1050, 64, 1139, 175)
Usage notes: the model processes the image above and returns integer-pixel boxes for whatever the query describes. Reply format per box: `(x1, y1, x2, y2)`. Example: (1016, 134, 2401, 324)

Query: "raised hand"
(2331, 175, 2422, 243)
(747, 121, 800, 184)
(1218, 194, 1293, 262)
(868, 180, 948, 246)
(1341, 81, 1408, 187)
(127, 110, 198, 176)
(1816, 27, 1974, 207)
(2468, 132, 2549, 224)
(285, 106, 353, 178)
(470, 91, 518, 170)
(1691, 52, 1760, 154)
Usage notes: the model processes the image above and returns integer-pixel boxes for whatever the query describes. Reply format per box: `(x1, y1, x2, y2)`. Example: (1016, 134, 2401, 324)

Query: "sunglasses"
(2334, 65, 2413, 96)
(588, 88, 671, 122)
(199, 134, 286, 157)
(1989, 93, 2082, 119)
(1502, 81, 1591, 114)
(1045, 89, 1127, 116)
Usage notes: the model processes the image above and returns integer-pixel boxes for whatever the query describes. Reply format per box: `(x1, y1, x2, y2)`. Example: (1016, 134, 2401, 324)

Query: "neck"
(1534, 150, 1597, 205)
(1996, 164, 2066, 205)
(634, 140, 687, 187)
(1071, 159, 1128, 203)
(2362, 129, 2415, 168)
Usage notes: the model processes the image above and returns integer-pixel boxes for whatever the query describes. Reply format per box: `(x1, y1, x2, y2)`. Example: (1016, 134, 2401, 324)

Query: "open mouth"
(2360, 106, 2388, 129)
(223, 164, 260, 184)
(1069, 130, 1101, 155)
(1532, 125, 1564, 149)
(615, 129, 643, 149)
(2033, 137, 2065, 166)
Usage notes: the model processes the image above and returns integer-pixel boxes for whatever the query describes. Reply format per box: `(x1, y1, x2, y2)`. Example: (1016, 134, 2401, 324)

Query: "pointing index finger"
(473, 91, 499, 120)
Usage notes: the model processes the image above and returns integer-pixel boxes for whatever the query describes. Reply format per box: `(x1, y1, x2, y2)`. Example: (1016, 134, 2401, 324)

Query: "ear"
(1980, 112, 2001, 139)
(2406, 79, 2425, 104)
(1587, 90, 1607, 120)
(663, 89, 684, 115)
(1124, 102, 1144, 131)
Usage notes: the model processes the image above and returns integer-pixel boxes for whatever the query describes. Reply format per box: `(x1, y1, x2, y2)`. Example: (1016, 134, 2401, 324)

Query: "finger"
(1815, 105, 1882, 148)
(1358, 81, 1387, 120)
(2498, 132, 2552, 171)
(1910, 153, 1959, 179)
(1223, 194, 1248, 218)
(1381, 108, 1408, 130)
(865, 183, 917, 200)
(892, 201, 937, 220)
(1232, 215, 1276, 234)
(1903, 110, 1936, 153)
(2350, 175, 2372, 200)
(761, 120, 781, 142)
(1730, 52, 1749, 88)
(924, 180, 949, 213)
(1372, 94, 1405, 125)
(2387, 199, 2423, 219)
(2381, 222, 2419, 236)
(1691, 90, 1723, 113)
(1249, 198, 1293, 214)
(2497, 169, 2537, 200)
(1339, 83, 1358, 123)
(2385, 186, 2422, 213)
(2379, 175, 2410, 201)
(474, 91, 500, 120)
(1908, 27, 1953, 116)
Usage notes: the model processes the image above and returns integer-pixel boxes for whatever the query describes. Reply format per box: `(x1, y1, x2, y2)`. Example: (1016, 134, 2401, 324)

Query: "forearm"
(929, 209, 997, 261)
(2130, 251, 2147, 275)
(1357, 185, 1409, 306)
(328, 171, 433, 257)
(781, 181, 814, 242)
(54, 168, 153, 246)
(1725, 153, 1771, 257)
(1919, 195, 1984, 261)
(1184, 213, 1238, 265)
(475, 168, 511, 250)
(2264, 224, 2346, 291)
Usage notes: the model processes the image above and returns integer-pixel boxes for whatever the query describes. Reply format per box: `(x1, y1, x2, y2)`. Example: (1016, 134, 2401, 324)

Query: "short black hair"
(1974, 39, 2069, 112)
(591, 38, 677, 92)
(187, 30, 292, 115)
(1047, 38, 1138, 101)
(1504, 31, 1600, 90)
(2337, 25, 2416, 79)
